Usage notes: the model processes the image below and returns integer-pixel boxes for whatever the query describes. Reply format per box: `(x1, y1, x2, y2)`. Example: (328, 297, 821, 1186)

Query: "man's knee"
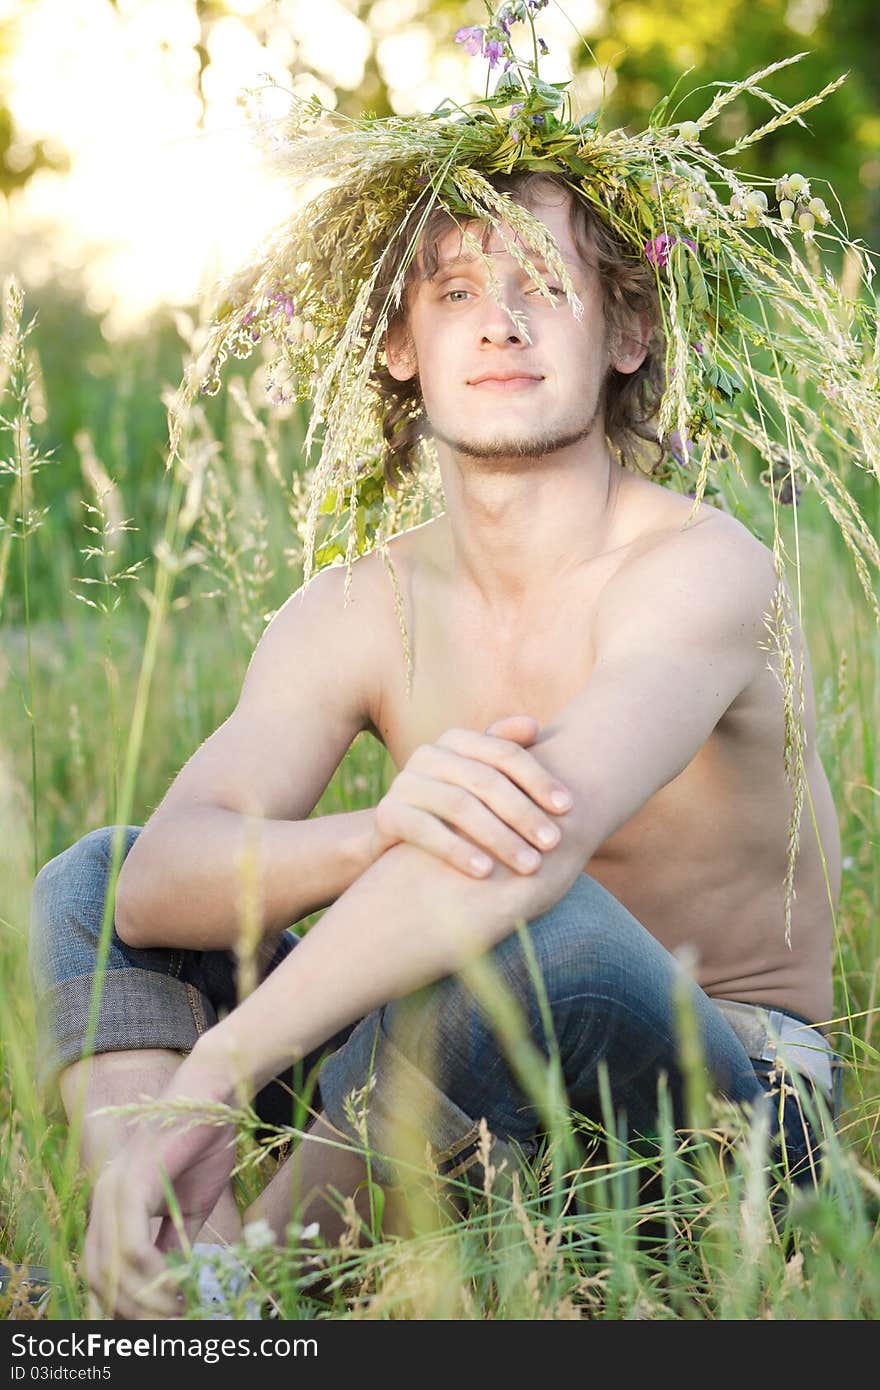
(29, 825, 141, 984)
(383, 874, 672, 1096)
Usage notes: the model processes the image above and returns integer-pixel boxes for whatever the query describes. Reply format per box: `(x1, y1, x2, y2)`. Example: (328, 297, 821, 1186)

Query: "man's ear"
(385, 319, 418, 383)
(609, 310, 652, 376)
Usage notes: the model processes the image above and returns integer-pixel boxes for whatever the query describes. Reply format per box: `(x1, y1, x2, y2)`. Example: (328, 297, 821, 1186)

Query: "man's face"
(386, 189, 629, 462)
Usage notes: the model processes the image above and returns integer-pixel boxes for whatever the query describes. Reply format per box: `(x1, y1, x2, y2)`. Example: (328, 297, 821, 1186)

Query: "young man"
(30, 178, 841, 1320)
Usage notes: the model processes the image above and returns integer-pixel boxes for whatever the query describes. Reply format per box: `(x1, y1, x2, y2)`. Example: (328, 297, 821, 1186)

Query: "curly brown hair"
(367, 171, 667, 491)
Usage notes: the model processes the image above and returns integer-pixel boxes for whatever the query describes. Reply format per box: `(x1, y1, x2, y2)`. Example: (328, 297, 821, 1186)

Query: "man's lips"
(468, 374, 543, 392)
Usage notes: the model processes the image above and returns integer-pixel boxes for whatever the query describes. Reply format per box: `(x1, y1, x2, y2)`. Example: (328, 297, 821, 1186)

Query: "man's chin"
(428, 400, 600, 464)
(431, 420, 601, 462)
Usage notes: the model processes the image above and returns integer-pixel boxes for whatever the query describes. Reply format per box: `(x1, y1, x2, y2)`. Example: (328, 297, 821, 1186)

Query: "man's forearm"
(195, 821, 584, 1097)
(115, 806, 377, 949)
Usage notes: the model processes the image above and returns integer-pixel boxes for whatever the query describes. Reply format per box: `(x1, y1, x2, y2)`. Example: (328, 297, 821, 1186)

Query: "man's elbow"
(113, 868, 151, 947)
(114, 858, 175, 949)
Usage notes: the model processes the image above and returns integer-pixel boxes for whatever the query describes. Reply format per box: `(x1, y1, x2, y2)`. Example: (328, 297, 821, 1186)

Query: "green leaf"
(571, 110, 600, 133)
(648, 94, 671, 129)
(527, 78, 566, 111)
(517, 156, 566, 172)
(669, 240, 709, 316)
(314, 541, 345, 566)
(493, 69, 525, 98)
(560, 154, 596, 178)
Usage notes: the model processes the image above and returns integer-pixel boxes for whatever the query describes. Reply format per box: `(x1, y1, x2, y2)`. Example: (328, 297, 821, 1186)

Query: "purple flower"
(510, 102, 524, 116)
(667, 430, 695, 466)
(645, 233, 674, 268)
(644, 233, 697, 269)
(538, 37, 549, 55)
(242, 309, 256, 325)
(455, 26, 484, 57)
(511, 129, 521, 143)
(498, 4, 513, 35)
(270, 292, 295, 321)
(531, 113, 545, 126)
(484, 37, 505, 67)
(692, 341, 704, 354)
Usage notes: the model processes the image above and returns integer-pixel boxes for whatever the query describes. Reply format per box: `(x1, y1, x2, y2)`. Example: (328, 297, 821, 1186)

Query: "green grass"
(0, 282, 878, 1320)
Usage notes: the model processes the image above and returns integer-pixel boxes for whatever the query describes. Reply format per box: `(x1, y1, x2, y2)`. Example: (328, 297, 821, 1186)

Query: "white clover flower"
(284, 1219, 321, 1243)
(242, 1217, 276, 1251)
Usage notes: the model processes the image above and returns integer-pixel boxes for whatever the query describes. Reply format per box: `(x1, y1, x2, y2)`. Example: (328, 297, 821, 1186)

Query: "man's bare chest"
(372, 567, 601, 767)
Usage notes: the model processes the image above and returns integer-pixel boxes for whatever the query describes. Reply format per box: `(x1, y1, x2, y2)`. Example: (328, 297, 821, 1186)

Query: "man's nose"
(478, 293, 530, 345)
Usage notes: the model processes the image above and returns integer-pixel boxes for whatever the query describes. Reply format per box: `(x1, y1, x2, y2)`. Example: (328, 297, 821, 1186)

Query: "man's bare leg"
(243, 1111, 409, 1250)
(59, 1050, 242, 1245)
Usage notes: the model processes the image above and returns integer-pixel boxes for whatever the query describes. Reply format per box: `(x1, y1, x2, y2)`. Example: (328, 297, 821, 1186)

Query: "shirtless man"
(29, 177, 841, 1319)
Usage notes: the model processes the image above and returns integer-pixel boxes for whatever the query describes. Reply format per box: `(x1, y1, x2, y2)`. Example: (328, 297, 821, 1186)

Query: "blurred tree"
(591, 0, 879, 250)
(0, 7, 68, 197)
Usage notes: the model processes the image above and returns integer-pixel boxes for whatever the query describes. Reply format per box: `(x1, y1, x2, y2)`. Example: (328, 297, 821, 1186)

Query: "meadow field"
(0, 266, 878, 1321)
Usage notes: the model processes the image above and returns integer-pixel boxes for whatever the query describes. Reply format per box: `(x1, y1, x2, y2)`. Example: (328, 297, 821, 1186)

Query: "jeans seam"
(185, 982, 209, 1038)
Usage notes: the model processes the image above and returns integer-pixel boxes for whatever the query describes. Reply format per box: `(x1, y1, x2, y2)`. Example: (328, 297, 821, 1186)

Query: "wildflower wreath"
(176, 2, 879, 933)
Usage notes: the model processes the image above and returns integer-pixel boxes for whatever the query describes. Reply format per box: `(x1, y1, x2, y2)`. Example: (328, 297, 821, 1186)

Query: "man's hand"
(82, 1051, 239, 1320)
(367, 714, 574, 879)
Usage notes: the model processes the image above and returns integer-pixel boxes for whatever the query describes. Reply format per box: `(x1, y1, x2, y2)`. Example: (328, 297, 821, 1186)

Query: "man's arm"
(195, 515, 776, 1092)
(115, 559, 382, 949)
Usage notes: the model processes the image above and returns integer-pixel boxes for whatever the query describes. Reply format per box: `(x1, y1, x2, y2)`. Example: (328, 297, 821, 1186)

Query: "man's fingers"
(382, 769, 556, 875)
(420, 732, 574, 817)
(376, 800, 501, 878)
(93, 1253, 182, 1321)
(484, 714, 540, 743)
(84, 1180, 181, 1320)
(85, 1254, 181, 1322)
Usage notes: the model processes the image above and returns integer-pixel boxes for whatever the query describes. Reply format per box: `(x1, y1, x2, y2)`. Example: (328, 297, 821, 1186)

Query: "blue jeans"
(29, 826, 832, 1191)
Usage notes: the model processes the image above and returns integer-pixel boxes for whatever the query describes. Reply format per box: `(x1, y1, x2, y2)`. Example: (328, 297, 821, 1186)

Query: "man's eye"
(527, 285, 564, 297)
(443, 289, 472, 302)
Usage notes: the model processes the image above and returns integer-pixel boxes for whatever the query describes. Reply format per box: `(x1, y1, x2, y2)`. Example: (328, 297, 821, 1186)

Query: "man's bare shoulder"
(598, 492, 779, 651)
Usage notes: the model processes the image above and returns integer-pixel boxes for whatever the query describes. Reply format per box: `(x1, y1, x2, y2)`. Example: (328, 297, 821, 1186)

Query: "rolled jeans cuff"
(318, 1010, 526, 1192)
(35, 968, 212, 1095)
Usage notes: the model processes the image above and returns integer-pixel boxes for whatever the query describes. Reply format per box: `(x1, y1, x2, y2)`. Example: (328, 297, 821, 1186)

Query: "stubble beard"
(429, 390, 605, 462)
